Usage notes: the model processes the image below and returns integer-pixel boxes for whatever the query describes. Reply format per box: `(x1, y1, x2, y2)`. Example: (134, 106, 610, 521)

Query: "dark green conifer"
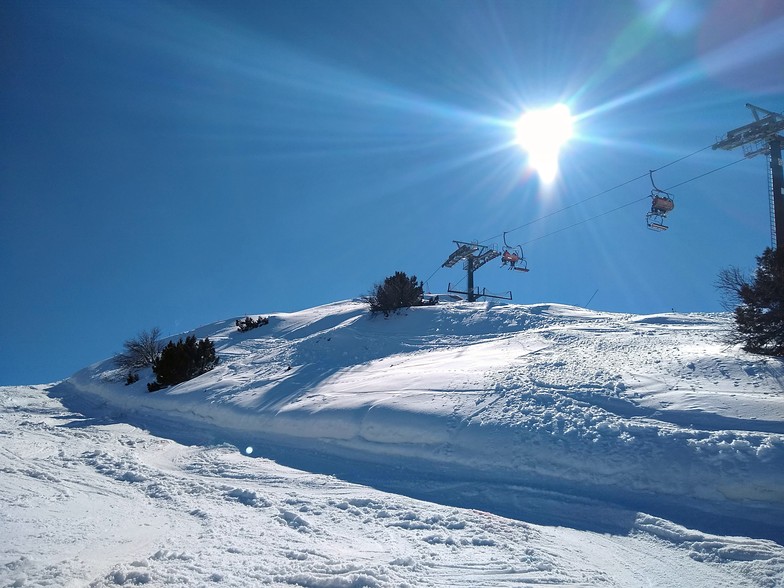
(365, 271, 424, 316)
(732, 248, 784, 356)
(150, 335, 219, 389)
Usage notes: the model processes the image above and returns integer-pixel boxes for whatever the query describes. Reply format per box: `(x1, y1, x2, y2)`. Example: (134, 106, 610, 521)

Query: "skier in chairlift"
(502, 249, 520, 269)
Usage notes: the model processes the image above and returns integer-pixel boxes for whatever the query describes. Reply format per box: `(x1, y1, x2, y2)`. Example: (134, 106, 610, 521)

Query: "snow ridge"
(51, 300, 784, 543)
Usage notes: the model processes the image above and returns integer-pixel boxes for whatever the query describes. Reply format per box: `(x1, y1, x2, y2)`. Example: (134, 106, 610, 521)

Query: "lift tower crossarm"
(712, 104, 784, 158)
(441, 241, 498, 271)
(712, 104, 784, 249)
(442, 243, 479, 268)
(748, 104, 782, 121)
(441, 240, 506, 302)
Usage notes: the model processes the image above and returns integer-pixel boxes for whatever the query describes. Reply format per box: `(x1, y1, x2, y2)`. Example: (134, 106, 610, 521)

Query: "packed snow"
(2, 300, 784, 587)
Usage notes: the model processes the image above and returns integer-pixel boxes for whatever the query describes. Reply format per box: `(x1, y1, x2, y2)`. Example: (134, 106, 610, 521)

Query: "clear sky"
(2, 0, 783, 385)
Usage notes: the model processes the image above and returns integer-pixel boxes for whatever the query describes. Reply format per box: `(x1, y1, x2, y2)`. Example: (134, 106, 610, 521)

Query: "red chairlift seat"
(651, 195, 674, 214)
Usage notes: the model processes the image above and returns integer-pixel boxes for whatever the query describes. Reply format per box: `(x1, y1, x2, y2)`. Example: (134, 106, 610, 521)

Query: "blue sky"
(1, 0, 783, 385)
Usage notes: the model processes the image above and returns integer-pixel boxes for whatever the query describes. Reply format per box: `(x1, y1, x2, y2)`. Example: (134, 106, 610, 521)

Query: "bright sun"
(515, 103, 573, 184)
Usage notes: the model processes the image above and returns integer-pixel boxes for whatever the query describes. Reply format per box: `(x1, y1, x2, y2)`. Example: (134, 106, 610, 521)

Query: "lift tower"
(712, 104, 784, 249)
(441, 241, 511, 302)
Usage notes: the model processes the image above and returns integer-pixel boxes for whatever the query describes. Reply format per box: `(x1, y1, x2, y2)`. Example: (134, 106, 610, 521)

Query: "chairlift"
(646, 170, 675, 231)
(501, 232, 529, 272)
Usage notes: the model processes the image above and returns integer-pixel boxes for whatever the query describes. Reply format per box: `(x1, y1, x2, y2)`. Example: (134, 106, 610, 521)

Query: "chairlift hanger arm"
(502, 231, 525, 254)
(648, 170, 673, 197)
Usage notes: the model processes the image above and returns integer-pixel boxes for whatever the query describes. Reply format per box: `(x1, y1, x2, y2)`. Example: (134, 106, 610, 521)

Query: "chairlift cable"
(520, 197, 649, 246)
(519, 156, 747, 246)
(423, 147, 745, 292)
(422, 265, 444, 293)
(481, 143, 717, 245)
(650, 144, 713, 173)
(663, 157, 746, 191)
(480, 172, 649, 244)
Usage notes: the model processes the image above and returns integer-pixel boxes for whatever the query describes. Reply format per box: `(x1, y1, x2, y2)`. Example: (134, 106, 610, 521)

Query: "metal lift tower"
(441, 241, 511, 302)
(712, 104, 784, 249)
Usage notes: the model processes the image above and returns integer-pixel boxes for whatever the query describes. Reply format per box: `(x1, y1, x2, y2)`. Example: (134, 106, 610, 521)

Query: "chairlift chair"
(646, 170, 675, 231)
(501, 232, 530, 272)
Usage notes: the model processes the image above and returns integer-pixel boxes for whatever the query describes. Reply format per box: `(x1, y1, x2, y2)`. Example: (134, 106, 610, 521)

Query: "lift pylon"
(441, 240, 510, 302)
(713, 104, 784, 249)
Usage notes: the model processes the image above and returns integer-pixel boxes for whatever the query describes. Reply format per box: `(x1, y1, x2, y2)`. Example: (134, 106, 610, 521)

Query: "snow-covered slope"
(52, 301, 784, 539)
(5, 385, 782, 587)
(5, 300, 784, 586)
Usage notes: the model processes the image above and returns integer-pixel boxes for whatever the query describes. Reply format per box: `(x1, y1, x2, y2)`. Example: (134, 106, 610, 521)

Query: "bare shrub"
(114, 327, 164, 371)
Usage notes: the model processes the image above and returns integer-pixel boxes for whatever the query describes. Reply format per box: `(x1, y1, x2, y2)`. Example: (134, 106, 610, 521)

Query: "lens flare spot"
(515, 104, 574, 183)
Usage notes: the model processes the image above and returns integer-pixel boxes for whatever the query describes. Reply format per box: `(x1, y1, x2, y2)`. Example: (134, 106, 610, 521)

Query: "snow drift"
(6, 385, 783, 587)
(51, 300, 784, 544)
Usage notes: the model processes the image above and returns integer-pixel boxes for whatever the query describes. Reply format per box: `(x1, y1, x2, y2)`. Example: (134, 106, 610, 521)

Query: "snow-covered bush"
(236, 316, 269, 332)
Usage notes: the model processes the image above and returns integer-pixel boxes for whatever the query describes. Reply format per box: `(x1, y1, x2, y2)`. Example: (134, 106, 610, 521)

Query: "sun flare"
(515, 104, 574, 183)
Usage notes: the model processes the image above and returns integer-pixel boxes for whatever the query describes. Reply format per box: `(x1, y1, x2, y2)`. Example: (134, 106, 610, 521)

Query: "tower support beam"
(441, 240, 506, 301)
(713, 104, 784, 250)
(771, 138, 784, 249)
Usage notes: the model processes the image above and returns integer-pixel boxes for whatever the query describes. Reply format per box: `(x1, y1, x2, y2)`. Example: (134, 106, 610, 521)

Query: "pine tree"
(719, 248, 784, 356)
(365, 271, 424, 315)
(150, 335, 219, 389)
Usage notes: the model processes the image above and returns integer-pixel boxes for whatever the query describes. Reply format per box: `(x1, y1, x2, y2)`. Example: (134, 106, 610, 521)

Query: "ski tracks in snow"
(4, 386, 783, 587)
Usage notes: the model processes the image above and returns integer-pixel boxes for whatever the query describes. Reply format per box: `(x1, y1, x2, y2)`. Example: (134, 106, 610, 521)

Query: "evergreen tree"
(365, 271, 424, 315)
(718, 247, 784, 356)
(150, 335, 219, 389)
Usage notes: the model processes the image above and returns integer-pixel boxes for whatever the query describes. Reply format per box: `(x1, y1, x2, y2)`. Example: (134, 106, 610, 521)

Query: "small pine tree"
(717, 247, 784, 356)
(365, 271, 424, 316)
(150, 335, 219, 389)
